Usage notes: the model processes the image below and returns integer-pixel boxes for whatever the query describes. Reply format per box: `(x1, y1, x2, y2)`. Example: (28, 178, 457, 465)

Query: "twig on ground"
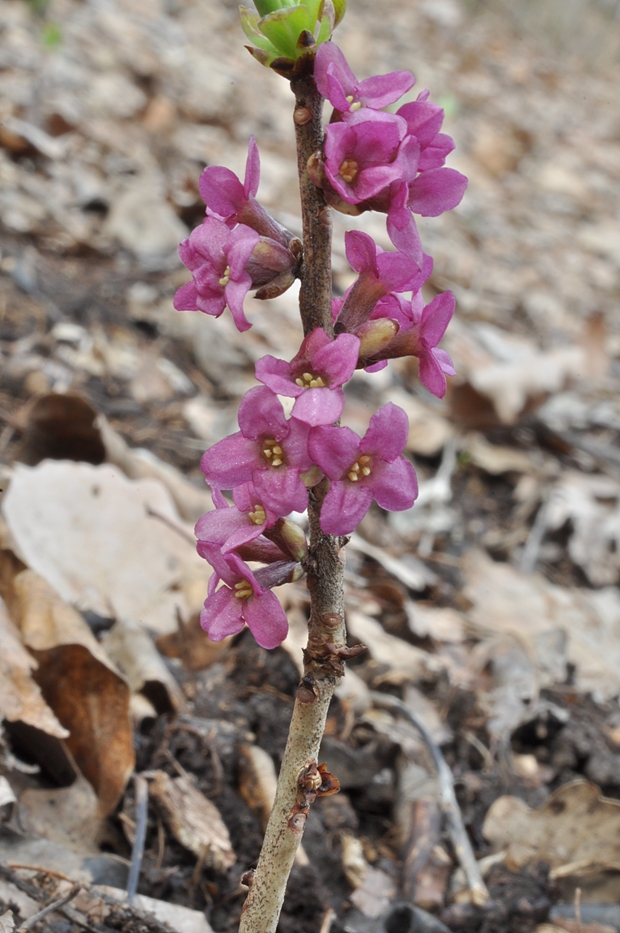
(127, 773, 149, 903)
(0, 864, 103, 933)
(370, 692, 490, 906)
(17, 885, 80, 932)
(318, 906, 336, 933)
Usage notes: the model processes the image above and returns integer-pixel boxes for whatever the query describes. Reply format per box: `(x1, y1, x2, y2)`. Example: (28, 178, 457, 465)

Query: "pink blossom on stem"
(195, 481, 279, 555)
(323, 110, 408, 205)
(199, 136, 291, 247)
(364, 291, 456, 397)
(315, 42, 415, 116)
(308, 403, 418, 536)
(199, 545, 288, 649)
(335, 230, 431, 333)
(255, 328, 360, 426)
(174, 216, 259, 332)
(200, 386, 312, 516)
(396, 98, 455, 171)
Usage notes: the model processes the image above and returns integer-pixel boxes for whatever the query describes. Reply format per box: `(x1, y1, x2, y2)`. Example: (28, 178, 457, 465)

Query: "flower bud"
(265, 518, 308, 562)
(245, 236, 301, 299)
(254, 559, 304, 589)
(356, 318, 399, 359)
(240, 1, 339, 76)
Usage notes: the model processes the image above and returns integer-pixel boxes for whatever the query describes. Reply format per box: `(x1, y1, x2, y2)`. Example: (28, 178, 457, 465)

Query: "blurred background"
(1, 0, 620, 931)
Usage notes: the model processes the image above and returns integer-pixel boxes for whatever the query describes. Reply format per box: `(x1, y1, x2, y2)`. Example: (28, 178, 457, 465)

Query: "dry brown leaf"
(238, 744, 278, 830)
(99, 416, 213, 523)
(150, 770, 235, 871)
(545, 472, 620, 586)
(465, 433, 535, 475)
(156, 613, 228, 671)
(483, 780, 620, 872)
(446, 319, 606, 425)
(0, 595, 68, 739)
(12, 570, 134, 816)
(347, 610, 440, 680)
(349, 866, 396, 918)
(463, 550, 620, 701)
(341, 834, 369, 889)
(2, 460, 207, 636)
(102, 617, 186, 713)
(19, 774, 102, 853)
(407, 603, 465, 644)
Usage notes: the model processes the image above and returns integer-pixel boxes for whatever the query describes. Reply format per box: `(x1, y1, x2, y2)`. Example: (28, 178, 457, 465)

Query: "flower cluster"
(311, 43, 467, 266)
(176, 35, 466, 649)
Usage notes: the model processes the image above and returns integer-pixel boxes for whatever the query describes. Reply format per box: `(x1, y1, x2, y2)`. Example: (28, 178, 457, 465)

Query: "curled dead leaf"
(12, 571, 134, 816)
(0, 595, 68, 740)
(150, 770, 235, 872)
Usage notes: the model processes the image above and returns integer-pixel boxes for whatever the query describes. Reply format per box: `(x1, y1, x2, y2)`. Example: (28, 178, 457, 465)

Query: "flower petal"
(201, 433, 258, 488)
(361, 403, 409, 462)
(244, 589, 289, 648)
(201, 586, 245, 641)
(371, 456, 418, 512)
(238, 386, 288, 441)
(309, 425, 361, 480)
(292, 386, 344, 426)
(319, 480, 373, 536)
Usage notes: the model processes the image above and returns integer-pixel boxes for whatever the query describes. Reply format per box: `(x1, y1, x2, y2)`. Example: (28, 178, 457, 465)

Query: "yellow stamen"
(350, 101, 362, 111)
(218, 265, 231, 288)
(249, 504, 266, 525)
(296, 371, 326, 389)
(339, 159, 359, 184)
(347, 456, 372, 482)
(234, 580, 253, 600)
(263, 437, 285, 468)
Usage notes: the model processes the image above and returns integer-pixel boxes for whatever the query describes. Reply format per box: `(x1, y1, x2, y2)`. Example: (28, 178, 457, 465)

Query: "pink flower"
(199, 545, 288, 649)
(364, 291, 456, 397)
(335, 230, 431, 333)
(200, 386, 312, 516)
(255, 328, 360, 426)
(315, 42, 415, 115)
(199, 136, 291, 247)
(174, 216, 259, 332)
(308, 403, 418, 536)
(323, 110, 408, 205)
(195, 482, 279, 555)
(396, 98, 455, 171)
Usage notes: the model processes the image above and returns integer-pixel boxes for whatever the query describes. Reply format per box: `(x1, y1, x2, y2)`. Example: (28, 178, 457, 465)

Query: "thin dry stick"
(238, 66, 348, 933)
(127, 774, 149, 904)
(17, 885, 81, 932)
(370, 691, 490, 906)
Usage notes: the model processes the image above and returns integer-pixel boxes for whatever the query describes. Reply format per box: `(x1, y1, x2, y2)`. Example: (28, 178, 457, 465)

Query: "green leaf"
(240, 6, 280, 53)
(258, 6, 313, 59)
(253, 0, 295, 15)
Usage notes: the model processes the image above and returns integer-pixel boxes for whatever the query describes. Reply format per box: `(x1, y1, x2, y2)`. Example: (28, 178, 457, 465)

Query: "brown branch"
(237, 64, 347, 933)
